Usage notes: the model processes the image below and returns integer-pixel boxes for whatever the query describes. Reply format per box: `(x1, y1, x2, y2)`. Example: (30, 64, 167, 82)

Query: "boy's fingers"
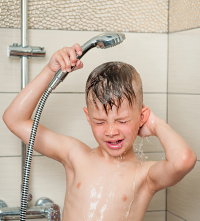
(62, 47, 76, 67)
(72, 60, 83, 71)
(68, 48, 78, 66)
(72, 43, 82, 56)
(60, 50, 72, 72)
(56, 54, 67, 72)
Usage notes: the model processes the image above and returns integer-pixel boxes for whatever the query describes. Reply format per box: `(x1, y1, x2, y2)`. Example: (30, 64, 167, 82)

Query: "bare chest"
(64, 160, 147, 221)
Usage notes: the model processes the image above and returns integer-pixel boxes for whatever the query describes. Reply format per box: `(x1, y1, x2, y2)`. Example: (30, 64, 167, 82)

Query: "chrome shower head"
(79, 32, 126, 59)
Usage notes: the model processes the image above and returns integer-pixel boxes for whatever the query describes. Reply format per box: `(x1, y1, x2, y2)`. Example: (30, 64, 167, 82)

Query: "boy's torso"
(62, 147, 156, 221)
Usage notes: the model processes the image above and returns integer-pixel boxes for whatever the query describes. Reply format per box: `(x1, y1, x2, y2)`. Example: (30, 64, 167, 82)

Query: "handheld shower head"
(48, 32, 126, 90)
(79, 32, 125, 58)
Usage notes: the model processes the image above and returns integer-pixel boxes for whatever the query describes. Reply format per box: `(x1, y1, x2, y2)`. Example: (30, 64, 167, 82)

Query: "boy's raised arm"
(139, 105, 197, 193)
(3, 44, 84, 164)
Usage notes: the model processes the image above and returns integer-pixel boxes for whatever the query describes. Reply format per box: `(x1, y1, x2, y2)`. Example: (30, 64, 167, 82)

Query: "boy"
(3, 44, 196, 221)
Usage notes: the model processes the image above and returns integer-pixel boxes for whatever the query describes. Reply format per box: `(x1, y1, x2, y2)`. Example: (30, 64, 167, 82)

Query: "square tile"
(168, 28, 200, 94)
(167, 212, 185, 221)
(168, 94, 200, 160)
(143, 211, 165, 221)
(167, 161, 200, 221)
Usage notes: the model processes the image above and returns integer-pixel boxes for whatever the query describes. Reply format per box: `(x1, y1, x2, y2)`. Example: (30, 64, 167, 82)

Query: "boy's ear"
(83, 107, 91, 125)
(139, 106, 150, 127)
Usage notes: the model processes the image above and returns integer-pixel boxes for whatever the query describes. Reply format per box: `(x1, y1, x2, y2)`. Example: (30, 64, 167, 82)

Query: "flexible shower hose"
(20, 87, 53, 221)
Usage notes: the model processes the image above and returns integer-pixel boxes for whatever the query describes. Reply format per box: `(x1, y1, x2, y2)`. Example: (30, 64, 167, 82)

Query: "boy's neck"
(95, 145, 137, 163)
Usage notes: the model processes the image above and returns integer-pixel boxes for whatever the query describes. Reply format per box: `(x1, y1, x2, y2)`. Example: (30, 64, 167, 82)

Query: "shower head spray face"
(80, 32, 126, 58)
(95, 32, 126, 49)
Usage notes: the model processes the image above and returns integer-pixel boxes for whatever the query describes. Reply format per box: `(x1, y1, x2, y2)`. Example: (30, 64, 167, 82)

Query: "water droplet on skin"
(146, 137, 150, 143)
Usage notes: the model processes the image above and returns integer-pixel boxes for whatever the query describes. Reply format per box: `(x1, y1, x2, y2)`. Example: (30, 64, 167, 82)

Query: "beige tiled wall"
(168, 28, 200, 94)
(167, 212, 185, 221)
(0, 29, 167, 219)
(143, 211, 165, 221)
(167, 162, 200, 221)
(167, 28, 200, 221)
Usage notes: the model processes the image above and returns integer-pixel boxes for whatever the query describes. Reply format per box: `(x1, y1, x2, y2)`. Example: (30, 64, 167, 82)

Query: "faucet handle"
(35, 197, 54, 207)
(0, 200, 7, 208)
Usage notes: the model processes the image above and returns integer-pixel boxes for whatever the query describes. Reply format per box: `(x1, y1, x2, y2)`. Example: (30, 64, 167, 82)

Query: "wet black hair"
(85, 61, 143, 113)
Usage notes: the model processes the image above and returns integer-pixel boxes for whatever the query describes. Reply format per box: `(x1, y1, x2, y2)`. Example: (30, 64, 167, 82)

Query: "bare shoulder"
(61, 135, 92, 168)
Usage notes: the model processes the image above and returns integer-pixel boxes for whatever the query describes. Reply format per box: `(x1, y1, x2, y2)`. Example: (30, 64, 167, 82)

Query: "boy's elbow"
(176, 149, 197, 173)
(3, 109, 9, 126)
(3, 109, 16, 132)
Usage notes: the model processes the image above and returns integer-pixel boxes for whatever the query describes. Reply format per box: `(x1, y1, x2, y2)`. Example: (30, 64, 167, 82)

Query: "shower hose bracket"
(7, 43, 46, 58)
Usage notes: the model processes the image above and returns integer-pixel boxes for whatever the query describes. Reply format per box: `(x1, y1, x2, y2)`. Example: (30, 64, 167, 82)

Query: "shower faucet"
(0, 198, 61, 221)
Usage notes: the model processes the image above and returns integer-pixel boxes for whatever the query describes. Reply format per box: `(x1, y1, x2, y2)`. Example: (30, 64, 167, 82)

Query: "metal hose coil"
(20, 88, 52, 221)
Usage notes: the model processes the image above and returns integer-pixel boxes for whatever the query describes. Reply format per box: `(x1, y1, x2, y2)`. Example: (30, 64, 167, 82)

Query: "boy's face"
(84, 99, 145, 157)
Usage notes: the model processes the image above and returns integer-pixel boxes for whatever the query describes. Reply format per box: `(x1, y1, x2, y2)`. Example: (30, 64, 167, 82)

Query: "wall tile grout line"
(169, 26, 200, 34)
(0, 27, 169, 34)
(0, 152, 166, 158)
(0, 155, 21, 158)
(2, 92, 200, 95)
(168, 92, 200, 96)
(167, 211, 187, 221)
(1, 27, 199, 35)
(166, 1, 170, 220)
(146, 210, 166, 213)
(0, 92, 19, 94)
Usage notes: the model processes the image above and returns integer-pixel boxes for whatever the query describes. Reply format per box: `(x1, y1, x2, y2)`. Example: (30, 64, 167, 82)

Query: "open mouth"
(106, 139, 124, 149)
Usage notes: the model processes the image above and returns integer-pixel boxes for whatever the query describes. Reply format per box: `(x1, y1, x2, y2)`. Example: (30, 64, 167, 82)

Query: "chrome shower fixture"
(48, 32, 126, 90)
(80, 32, 126, 56)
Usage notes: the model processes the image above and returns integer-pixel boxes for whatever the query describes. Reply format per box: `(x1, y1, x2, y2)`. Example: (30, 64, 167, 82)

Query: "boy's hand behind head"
(48, 43, 83, 74)
(138, 104, 158, 138)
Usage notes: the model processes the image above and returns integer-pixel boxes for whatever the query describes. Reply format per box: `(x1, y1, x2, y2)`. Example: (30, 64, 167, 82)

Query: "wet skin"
(63, 147, 156, 221)
(62, 100, 157, 221)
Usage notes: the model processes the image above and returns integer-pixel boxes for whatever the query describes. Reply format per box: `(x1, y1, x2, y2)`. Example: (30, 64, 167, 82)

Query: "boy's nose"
(105, 125, 119, 137)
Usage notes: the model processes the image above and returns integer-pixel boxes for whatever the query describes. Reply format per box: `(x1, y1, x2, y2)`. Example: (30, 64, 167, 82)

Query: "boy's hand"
(138, 104, 157, 138)
(48, 43, 83, 73)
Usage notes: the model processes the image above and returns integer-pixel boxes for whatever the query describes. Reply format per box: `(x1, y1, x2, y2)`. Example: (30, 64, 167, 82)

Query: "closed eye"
(94, 122, 104, 125)
(119, 121, 127, 124)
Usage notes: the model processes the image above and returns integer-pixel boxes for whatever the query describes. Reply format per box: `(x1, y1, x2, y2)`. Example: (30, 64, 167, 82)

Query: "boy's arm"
(139, 106, 197, 193)
(3, 44, 85, 165)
